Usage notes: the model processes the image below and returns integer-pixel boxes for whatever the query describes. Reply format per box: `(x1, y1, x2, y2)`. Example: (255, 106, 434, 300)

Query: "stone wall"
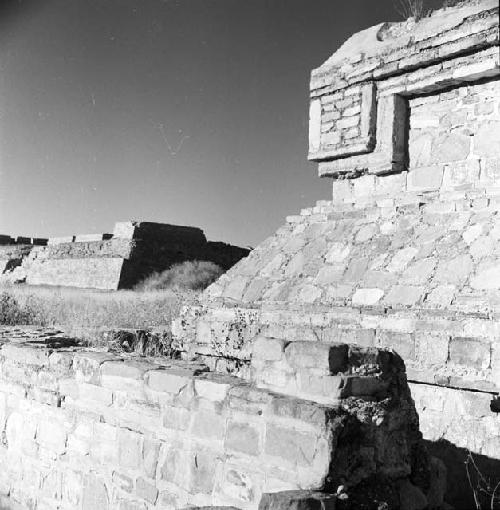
(0, 221, 249, 290)
(173, 2, 500, 507)
(0, 327, 432, 510)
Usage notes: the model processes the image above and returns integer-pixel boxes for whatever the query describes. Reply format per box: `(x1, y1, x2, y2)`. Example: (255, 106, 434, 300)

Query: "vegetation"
(394, 0, 463, 21)
(466, 451, 500, 510)
(134, 260, 224, 291)
(0, 284, 188, 328)
(394, 0, 429, 21)
(0, 260, 224, 353)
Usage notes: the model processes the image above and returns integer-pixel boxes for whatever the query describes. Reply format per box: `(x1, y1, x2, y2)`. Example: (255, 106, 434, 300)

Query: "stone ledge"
(310, 1, 498, 93)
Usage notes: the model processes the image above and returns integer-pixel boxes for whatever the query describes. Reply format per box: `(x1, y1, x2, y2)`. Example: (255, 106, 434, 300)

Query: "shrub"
(135, 260, 224, 291)
(0, 291, 37, 325)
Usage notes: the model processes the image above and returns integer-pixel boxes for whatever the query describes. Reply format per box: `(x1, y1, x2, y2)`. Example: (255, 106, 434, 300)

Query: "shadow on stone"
(424, 439, 500, 510)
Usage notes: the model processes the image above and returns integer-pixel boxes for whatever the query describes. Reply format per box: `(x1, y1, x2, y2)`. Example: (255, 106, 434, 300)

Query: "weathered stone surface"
(0, 330, 431, 510)
(82, 474, 109, 510)
(0, 221, 249, 290)
(173, 4, 500, 506)
(258, 491, 337, 510)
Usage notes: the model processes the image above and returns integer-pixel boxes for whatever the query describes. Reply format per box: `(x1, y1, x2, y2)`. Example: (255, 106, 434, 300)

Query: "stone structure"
(0, 221, 249, 290)
(0, 327, 434, 510)
(173, 2, 500, 508)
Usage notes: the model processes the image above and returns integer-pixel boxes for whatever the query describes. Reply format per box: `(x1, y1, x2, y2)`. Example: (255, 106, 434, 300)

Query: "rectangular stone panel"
(308, 82, 376, 161)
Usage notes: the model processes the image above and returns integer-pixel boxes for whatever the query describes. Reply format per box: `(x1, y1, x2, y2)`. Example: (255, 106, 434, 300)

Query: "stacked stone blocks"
(173, 2, 500, 507)
(0, 328, 429, 509)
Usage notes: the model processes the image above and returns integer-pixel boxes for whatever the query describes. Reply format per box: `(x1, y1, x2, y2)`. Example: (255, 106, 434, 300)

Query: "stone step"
(250, 336, 395, 405)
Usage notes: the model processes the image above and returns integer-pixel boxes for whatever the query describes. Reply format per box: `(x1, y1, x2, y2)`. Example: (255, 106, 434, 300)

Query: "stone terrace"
(0, 327, 433, 510)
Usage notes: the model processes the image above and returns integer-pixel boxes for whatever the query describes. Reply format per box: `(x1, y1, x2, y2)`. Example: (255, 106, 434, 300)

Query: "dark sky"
(0, 0, 443, 246)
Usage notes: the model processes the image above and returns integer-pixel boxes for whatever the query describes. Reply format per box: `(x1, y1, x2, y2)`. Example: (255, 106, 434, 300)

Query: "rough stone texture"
(0, 221, 249, 290)
(173, 2, 500, 508)
(0, 327, 430, 510)
(258, 491, 337, 510)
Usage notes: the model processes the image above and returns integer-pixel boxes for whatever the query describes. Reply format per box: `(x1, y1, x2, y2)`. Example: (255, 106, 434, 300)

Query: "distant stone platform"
(0, 221, 249, 290)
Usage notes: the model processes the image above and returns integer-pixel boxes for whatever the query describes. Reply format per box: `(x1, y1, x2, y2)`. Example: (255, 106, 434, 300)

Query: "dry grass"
(0, 260, 226, 353)
(394, 0, 429, 20)
(0, 284, 197, 341)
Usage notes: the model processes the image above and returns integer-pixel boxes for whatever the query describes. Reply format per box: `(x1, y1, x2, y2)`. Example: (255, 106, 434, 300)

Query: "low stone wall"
(0, 327, 433, 510)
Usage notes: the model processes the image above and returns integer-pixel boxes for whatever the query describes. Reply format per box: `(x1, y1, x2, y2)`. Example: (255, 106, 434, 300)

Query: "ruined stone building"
(0, 1, 497, 509)
(174, 1, 500, 506)
(0, 221, 249, 290)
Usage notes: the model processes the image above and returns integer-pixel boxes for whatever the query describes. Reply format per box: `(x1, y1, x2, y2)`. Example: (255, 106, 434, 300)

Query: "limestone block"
(82, 474, 109, 510)
(37, 419, 67, 455)
(352, 288, 384, 306)
(188, 449, 220, 495)
(434, 254, 473, 285)
(118, 499, 145, 510)
(296, 373, 343, 402)
(190, 410, 225, 441)
(225, 420, 261, 456)
(47, 236, 75, 245)
(297, 285, 322, 304)
(147, 369, 193, 394)
(470, 264, 500, 290)
(415, 333, 449, 367)
(337, 115, 359, 130)
(1, 344, 50, 367)
(73, 351, 117, 383)
(284, 342, 347, 374)
(331, 181, 352, 203)
(384, 285, 424, 307)
(406, 165, 444, 192)
(386, 247, 418, 273)
(136, 477, 158, 504)
(224, 276, 249, 301)
(112, 472, 133, 494)
(101, 360, 148, 396)
(442, 159, 481, 190)
(252, 337, 285, 362)
(112, 221, 138, 239)
(480, 158, 500, 185)
(118, 428, 143, 469)
(377, 330, 415, 360)
(343, 257, 369, 282)
(258, 491, 337, 510)
(242, 278, 268, 303)
(321, 131, 340, 147)
(449, 337, 491, 370)
(163, 406, 191, 431)
(325, 243, 350, 264)
(195, 376, 232, 402)
(264, 425, 318, 467)
(78, 382, 113, 406)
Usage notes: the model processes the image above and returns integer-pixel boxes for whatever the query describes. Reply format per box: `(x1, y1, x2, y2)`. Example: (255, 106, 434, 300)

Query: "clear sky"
(0, 0, 443, 247)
